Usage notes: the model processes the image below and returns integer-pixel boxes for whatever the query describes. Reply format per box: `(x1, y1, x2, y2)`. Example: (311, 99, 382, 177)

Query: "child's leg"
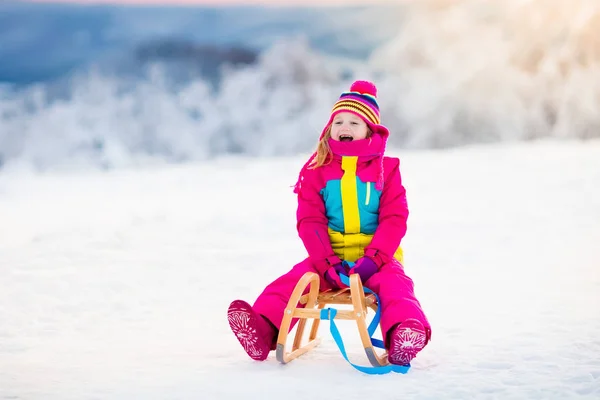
(364, 259, 431, 347)
(253, 257, 319, 329)
(228, 258, 320, 361)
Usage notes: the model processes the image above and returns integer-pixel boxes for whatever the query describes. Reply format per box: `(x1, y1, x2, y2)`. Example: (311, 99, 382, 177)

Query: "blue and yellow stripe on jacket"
(320, 156, 403, 264)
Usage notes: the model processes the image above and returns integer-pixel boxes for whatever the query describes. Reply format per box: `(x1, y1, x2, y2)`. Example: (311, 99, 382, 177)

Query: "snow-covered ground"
(1, 140, 599, 399)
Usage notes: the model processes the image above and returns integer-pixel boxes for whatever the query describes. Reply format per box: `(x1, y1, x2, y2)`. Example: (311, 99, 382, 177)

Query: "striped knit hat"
(318, 80, 389, 140)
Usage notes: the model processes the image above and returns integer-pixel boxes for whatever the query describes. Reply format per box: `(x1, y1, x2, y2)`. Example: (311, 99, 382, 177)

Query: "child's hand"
(323, 263, 348, 289)
(348, 257, 378, 284)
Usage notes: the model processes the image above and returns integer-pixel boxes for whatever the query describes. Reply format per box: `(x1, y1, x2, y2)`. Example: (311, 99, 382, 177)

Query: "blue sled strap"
(319, 274, 410, 375)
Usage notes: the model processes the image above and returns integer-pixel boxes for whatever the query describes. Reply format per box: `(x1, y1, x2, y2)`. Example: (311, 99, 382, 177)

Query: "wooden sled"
(275, 271, 389, 367)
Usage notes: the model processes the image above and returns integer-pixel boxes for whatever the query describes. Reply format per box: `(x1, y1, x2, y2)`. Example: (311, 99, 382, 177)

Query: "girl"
(227, 80, 431, 366)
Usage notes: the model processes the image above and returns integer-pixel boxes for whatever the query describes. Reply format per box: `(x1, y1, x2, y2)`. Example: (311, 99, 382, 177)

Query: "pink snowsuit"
(253, 134, 431, 346)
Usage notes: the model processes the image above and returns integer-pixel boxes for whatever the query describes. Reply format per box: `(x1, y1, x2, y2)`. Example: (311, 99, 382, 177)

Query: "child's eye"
(351, 122, 358, 125)
(334, 121, 342, 125)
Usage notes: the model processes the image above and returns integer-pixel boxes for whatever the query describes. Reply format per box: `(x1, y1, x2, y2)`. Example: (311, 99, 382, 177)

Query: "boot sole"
(227, 300, 269, 361)
(388, 319, 427, 365)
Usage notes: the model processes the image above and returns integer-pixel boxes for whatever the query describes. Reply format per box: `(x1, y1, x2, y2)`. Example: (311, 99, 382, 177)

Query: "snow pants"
(253, 257, 431, 347)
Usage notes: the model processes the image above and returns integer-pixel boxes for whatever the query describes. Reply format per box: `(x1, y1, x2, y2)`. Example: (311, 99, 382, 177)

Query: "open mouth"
(339, 134, 353, 142)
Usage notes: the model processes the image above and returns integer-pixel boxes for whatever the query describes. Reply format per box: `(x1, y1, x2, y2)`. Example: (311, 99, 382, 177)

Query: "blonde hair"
(308, 124, 373, 169)
(309, 126, 333, 169)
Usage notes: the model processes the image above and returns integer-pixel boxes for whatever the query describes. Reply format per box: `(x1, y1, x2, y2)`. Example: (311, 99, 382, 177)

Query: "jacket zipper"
(365, 182, 371, 206)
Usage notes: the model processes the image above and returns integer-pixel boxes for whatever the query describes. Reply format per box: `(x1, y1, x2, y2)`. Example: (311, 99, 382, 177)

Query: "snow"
(1, 140, 599, 399)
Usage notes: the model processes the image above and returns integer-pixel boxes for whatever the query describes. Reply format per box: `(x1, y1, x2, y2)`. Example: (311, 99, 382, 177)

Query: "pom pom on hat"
(350, 80, 377, 97)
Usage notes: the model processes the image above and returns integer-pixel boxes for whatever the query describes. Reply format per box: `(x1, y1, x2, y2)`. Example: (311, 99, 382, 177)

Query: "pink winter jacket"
(296, 150, 409, 274)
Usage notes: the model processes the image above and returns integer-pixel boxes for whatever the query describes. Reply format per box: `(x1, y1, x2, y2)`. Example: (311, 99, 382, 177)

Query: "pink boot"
(227, 300, 277, 361)
(387, 318, 428, 365)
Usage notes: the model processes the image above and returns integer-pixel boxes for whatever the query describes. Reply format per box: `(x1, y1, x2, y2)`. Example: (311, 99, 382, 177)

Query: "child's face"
(330, 112, 369, 142)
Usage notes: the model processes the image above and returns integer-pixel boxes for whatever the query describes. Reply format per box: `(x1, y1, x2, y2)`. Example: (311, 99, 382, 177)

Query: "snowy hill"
(1, 140, 599, 399)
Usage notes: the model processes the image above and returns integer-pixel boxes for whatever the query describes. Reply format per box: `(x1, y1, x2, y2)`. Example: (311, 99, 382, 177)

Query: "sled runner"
(276, 271, 406, 373)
